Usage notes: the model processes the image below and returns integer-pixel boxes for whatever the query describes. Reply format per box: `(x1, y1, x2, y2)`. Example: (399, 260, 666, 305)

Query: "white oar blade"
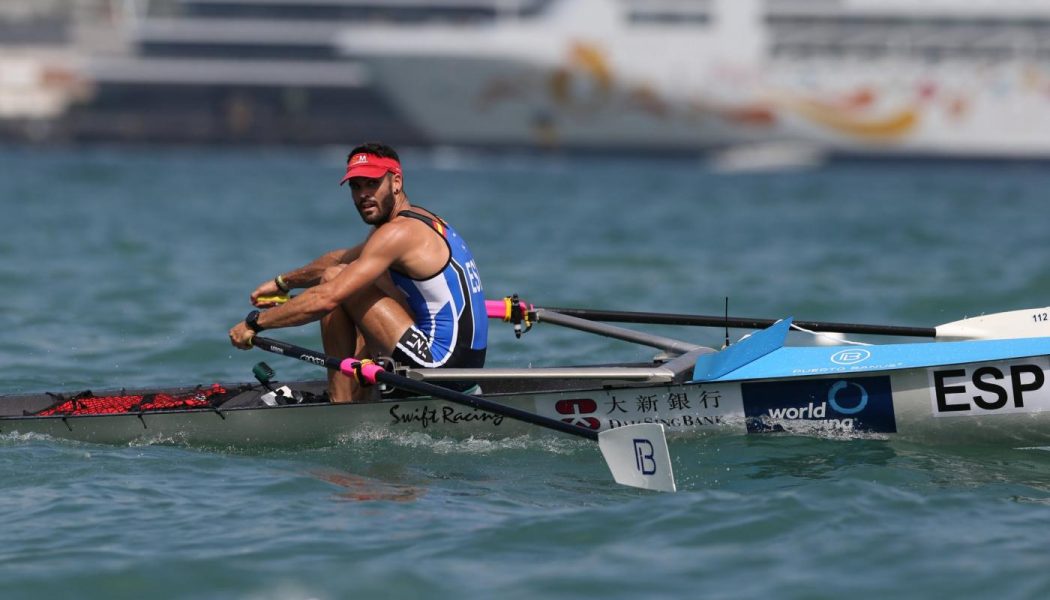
(935, 307, 1050, 340)
(597, 423, 676, 493)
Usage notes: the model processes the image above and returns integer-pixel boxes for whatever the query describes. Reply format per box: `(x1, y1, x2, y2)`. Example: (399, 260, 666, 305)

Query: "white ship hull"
(352, 55, 756, 151)
(336, 0, 1050, 158)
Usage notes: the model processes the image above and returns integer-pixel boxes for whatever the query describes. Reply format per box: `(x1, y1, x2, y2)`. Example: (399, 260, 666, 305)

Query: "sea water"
(1, 145, 1049, 599)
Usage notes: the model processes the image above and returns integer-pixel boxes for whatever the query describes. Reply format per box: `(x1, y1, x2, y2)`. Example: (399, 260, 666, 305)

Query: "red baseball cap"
(340, 153, 403, 184)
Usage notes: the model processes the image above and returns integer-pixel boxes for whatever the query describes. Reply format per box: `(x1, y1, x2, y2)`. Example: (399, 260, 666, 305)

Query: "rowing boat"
(4, 302, 1049, 449)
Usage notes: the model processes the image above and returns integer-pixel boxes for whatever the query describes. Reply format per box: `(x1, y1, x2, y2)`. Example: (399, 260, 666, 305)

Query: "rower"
(228, 142, 488, 402)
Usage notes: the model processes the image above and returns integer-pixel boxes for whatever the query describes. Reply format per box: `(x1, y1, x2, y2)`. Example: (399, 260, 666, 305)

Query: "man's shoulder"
(365, 215, 421, 247)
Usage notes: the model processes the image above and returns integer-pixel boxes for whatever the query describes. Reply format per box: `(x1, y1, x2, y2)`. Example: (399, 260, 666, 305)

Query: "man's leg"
(320, 302, 370, 403)
(320, 267, 413, 403)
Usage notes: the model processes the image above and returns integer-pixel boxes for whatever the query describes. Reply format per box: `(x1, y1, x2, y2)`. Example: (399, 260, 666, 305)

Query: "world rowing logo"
(740, 375, 897, 434)
(827, 380, 868, 414)
(830, 349, 871, 365)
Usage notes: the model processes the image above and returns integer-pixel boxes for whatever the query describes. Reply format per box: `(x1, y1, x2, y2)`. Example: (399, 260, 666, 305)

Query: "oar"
(486, 299, 1050, 341)
(250, 336, 676, 492)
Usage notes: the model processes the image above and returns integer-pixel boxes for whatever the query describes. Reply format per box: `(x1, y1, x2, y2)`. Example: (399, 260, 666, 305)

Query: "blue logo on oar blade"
(633, 438, 657, 475)
(742, 375, 896, 433)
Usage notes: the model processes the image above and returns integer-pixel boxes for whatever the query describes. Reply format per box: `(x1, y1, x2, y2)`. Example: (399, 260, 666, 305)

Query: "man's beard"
(358, 196, 393, 225)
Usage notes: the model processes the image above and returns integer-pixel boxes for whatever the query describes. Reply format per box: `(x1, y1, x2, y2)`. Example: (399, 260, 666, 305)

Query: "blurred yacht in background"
(336, 0, 1050, 159)
(6, 0, 1050, 159)
(5, 0, 522, 144)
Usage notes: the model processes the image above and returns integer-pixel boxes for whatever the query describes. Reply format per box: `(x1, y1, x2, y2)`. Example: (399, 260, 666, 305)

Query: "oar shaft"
(249, 336, 677, 492)
(251, 336, 599, 441)
(251, 337, 343, 371)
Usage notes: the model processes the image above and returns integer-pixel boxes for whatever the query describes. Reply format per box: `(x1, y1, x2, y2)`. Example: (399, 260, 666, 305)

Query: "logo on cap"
(340, 152, 402, 184)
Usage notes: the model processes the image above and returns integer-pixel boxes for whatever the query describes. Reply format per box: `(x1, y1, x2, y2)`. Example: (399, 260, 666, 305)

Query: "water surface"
(1, 146, 1048, 599)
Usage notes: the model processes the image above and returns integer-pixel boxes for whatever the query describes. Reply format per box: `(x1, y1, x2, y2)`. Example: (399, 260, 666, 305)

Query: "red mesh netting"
(35, 384, 228, 416)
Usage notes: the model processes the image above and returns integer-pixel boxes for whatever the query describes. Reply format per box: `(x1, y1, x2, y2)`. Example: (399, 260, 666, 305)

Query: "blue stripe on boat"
(693, 334, 1050, 383)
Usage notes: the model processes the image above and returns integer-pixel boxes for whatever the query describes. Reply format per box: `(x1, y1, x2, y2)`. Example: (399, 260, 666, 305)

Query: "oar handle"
(485, 297, 533, 337)
(485, 298, 527, 320)
(257, 294, 293, 305)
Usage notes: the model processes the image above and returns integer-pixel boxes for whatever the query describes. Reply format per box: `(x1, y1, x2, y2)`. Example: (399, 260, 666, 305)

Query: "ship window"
(623, 0, 712, 25)
(176, 0, 549, 23)
(766, 10, 1050, 62)
(140, 42, 335, 61)
(627, 11, 711, 25)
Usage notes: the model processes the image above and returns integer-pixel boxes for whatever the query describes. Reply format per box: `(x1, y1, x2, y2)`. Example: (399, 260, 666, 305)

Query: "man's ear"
(392, 173, 403, 195)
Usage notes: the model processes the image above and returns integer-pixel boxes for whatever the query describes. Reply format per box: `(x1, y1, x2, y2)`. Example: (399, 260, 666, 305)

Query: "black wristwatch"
(245, 310, 265, 333)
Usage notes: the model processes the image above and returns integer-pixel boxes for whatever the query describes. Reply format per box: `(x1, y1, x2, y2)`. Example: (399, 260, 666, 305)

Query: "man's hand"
(250, 279, 283, 307)
(228, 321, 256, 350)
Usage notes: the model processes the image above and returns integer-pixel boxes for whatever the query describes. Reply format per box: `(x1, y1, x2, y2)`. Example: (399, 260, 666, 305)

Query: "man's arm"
(277, 245, 365, 290)
(231, 226, 409, 345)
(249, 243, 366, 306)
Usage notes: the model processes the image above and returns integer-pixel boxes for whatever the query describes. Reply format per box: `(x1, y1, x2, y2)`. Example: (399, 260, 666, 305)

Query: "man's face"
(348, 173, 396, 225)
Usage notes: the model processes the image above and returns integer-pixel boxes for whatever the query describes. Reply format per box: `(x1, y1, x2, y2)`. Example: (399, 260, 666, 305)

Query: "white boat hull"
(5, 354, 1050, 447)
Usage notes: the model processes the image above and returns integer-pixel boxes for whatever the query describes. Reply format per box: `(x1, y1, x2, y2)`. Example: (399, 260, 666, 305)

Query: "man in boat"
(228, 142, 487, 402)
